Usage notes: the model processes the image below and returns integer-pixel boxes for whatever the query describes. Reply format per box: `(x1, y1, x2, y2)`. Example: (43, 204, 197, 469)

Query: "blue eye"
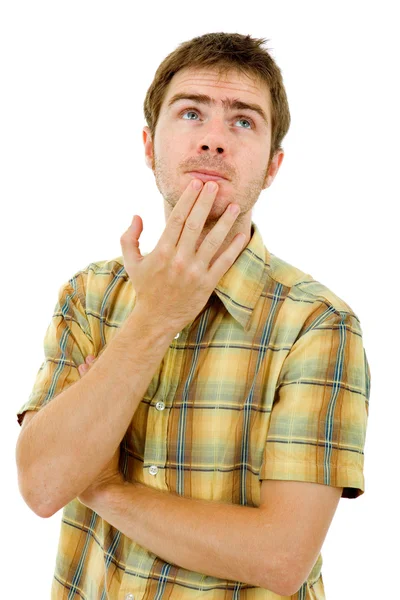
(235, 118, 252, 129)
(182, 110, 199, 121)
(181, 109, 253, 129)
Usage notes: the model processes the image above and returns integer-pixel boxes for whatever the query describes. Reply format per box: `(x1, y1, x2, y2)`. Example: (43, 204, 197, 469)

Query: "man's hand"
(120, 178, 245, 335)
(76, 355, 125, 508)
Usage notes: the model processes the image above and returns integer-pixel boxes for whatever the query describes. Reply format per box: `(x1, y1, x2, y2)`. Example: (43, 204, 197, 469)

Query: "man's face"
(143, 66, 283, 239)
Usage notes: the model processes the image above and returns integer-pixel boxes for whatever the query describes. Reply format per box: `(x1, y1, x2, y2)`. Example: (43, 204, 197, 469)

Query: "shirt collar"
(213, 220, 271, 332)
(118, 220, 271, 333)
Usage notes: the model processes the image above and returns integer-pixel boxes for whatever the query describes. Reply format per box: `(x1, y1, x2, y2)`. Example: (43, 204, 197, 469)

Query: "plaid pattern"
(17, 220, 371, 599)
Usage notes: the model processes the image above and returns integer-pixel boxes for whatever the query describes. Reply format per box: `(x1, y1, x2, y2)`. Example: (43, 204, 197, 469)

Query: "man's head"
(142, 32, 290, 256)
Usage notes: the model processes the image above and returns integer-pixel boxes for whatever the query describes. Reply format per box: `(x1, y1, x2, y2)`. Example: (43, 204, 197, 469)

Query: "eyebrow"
(167, 93, 268, 127)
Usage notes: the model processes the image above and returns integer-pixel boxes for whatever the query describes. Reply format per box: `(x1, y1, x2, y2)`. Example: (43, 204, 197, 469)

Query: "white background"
(1, 1, 398, 598)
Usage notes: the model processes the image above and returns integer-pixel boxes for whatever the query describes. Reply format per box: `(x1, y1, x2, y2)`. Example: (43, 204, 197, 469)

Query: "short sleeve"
(16, 273, 95, 426)
(259, 311, 371, 499)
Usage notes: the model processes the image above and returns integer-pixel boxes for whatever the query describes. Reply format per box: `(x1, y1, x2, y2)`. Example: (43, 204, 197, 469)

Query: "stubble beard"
(152, 151, 269, 230)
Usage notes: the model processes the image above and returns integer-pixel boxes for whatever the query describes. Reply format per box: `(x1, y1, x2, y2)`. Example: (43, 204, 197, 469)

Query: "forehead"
(163, 67, 271, 117)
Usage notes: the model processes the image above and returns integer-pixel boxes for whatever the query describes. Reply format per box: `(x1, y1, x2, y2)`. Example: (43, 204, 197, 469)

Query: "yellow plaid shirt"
(17, 220, 371, 599)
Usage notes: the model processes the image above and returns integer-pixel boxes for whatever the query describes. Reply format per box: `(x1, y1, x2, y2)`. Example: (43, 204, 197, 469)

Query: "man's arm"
(16, 306, 176, 518)
(260, 479, 343, 595)
(85, 481, 287, 596)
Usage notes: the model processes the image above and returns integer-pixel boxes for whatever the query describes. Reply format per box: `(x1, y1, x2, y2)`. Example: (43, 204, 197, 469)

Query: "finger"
(207, 230, 246, 281)
(177, 180, 220, 254)
(158, 178, 205, 250)
(196, 200, 241, 266)
(78, 363, 88, 376)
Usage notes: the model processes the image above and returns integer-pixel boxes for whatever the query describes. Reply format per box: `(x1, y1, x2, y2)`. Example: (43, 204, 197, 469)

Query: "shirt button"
(149, 465, 158, 475)
(174, 332, 180, 339)
(155, 401, 165, 411)
(125, 594, 134, 600)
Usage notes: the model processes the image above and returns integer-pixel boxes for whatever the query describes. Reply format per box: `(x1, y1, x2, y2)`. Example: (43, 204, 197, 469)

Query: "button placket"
(147, 329, 183, 482)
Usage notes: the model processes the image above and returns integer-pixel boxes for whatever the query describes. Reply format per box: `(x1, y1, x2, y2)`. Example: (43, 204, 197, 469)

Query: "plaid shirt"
(17, 220, 371, 599)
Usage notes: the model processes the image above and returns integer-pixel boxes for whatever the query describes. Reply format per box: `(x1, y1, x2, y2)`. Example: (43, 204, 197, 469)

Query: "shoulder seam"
(293, 280, 359, 321)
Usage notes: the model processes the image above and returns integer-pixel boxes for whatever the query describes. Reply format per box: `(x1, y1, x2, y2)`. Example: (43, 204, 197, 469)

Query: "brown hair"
(143, 32, 291, 167)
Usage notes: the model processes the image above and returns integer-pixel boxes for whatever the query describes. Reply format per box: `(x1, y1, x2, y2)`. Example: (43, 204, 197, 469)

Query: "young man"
(16, 33, 370, 599)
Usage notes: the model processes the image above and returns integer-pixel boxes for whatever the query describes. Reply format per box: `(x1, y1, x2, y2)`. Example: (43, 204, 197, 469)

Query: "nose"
(200, 143, 224, 154)
(197, 116, 228, 155)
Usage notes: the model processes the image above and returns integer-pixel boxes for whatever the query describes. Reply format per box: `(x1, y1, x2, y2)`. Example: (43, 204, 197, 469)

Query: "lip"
(187, 170, 228, 182)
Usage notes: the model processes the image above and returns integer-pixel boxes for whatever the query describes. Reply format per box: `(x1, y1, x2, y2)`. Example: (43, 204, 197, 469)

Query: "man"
(15, 32, 370, 599)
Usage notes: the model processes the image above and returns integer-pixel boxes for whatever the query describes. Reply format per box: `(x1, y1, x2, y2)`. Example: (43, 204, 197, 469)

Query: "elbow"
(17, 472, 56, 519)
(259, 574, 302, 598)
(276, 580, 303, 598)
(33, 492, 59, 518)
(36, 504, 57, 519)
(273, 551, 319, 596)
(16, 446, 58, 519)
(30, 498, 56, 519)
(258, 553, 302, 597)
(275, 564, 305, 598)
(257, 577, 298, 598)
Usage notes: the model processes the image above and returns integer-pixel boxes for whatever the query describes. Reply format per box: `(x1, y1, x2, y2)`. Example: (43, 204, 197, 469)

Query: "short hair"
(143, 32, 291, 166)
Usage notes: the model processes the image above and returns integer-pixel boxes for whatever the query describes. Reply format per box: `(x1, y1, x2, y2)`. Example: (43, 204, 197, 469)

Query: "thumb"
(121, 214, 144, 261)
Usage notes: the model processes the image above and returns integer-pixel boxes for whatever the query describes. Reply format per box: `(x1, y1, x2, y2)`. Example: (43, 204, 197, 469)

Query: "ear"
(262, 150, 285, 189)
(143, 126, 154, 171)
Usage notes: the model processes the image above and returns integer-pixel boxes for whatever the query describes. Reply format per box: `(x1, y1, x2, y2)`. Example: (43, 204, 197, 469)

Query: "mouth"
(187, 170, 228, 182)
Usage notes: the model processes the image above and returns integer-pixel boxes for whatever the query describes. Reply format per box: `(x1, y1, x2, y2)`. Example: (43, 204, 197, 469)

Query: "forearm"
(17, 306, 176, 517)
(89, 482, 280, 591)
